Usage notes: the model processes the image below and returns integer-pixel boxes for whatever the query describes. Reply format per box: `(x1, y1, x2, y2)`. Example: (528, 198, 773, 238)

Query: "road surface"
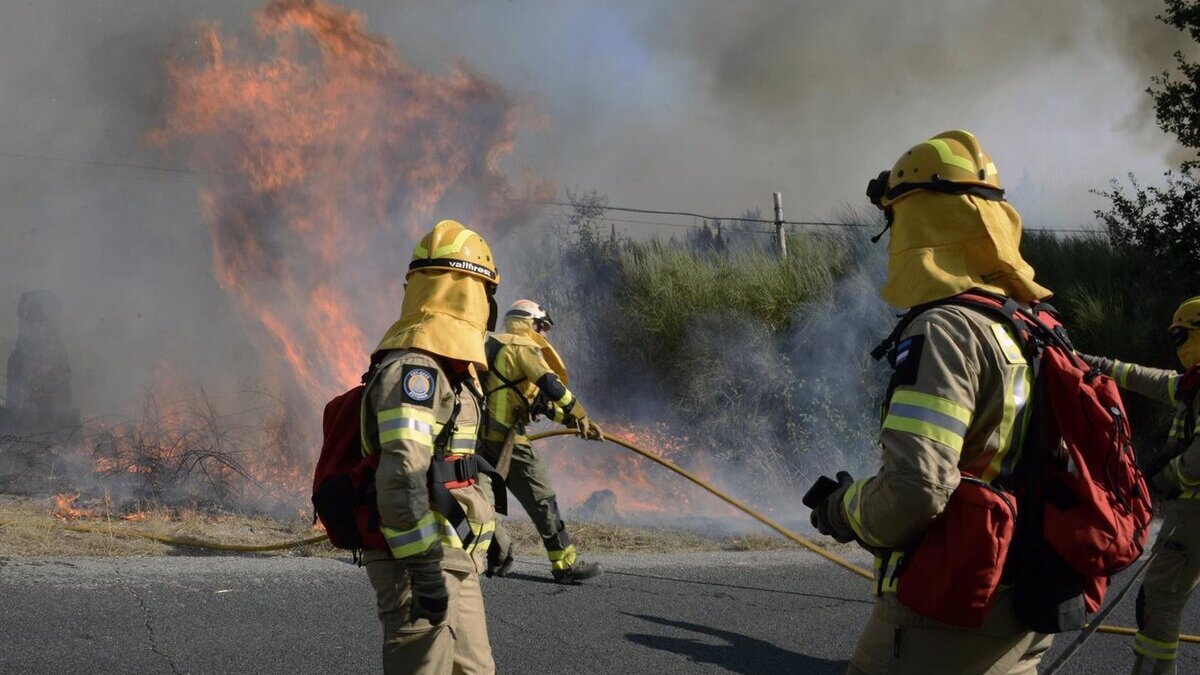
(0, 549, 1194, 673)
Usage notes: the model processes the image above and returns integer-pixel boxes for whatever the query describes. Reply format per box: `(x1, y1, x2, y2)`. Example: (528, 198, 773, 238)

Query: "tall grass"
(613, 235, 853, 373)
(513, 212, 1179, 491)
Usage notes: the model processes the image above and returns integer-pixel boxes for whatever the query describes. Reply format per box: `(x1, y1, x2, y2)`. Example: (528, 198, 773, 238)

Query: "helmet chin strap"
(486, 292, 498, 332)
(870, 208, 894, 244)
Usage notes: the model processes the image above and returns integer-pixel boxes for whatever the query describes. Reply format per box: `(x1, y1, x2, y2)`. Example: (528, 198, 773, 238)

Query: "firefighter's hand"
(576, 417, 603, 441)
(562, 401, 601, 439)
(809, 471, 856, 544)
(1150, 470, 1182, 500)
(407, 560, 449, 624)
(529, 393, 553, 421)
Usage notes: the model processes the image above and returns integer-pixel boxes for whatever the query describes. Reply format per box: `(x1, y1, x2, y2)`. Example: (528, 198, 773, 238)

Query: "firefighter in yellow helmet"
(1079, 297, 1200, 675)
(360, 219, 500, 674)
(809, 130, 1056, 673)
(478, 299, 604, 583)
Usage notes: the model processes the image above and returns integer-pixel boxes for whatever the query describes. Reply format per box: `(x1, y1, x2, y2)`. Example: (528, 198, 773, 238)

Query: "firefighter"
(360, 219, 501, 674)
(479, 299, 604, 583)
(1080, 297, 1200, 675)
(809, 130, 1056, 674)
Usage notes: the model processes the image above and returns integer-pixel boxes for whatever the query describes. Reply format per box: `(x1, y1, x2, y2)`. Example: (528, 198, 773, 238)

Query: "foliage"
(1094, 0, 1200, 291)
(1149, 0, 1200, 157)
(1022, 231, 1181, 452)
(511, 200, 892, 494)
(517, 201, 1186, 488)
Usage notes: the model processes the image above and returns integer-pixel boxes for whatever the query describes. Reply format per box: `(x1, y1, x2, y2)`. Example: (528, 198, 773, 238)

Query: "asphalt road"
(0, 548, 1196, 674)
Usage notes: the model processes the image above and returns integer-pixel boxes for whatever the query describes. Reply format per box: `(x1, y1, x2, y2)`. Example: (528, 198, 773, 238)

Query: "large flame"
(151, 0, 546, 409)
(139, 0, 737, 521)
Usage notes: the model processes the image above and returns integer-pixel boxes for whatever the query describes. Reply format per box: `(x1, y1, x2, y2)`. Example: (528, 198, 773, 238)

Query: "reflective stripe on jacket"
(842, 305, 1034, 590)
(362, 349, 494, 572)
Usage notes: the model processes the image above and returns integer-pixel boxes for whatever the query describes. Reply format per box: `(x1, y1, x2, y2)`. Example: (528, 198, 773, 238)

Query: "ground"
(0, 493, 789, 557)
(1, 544, 1196, 674)
(0, 494, 1193, 673)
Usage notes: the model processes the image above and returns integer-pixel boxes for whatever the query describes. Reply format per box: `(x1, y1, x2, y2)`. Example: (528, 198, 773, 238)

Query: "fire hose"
(527, 428, 1200, 646)
(11, 427, 1195, 645)
(0, 519, 331, 552)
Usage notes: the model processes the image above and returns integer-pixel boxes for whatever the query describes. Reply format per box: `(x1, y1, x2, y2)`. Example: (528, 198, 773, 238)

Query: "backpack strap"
(869, 289, 1014, 362)
(483, 337, 529, 397)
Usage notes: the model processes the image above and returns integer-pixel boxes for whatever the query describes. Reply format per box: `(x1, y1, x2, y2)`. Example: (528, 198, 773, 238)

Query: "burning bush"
(87, 388, 303, 512)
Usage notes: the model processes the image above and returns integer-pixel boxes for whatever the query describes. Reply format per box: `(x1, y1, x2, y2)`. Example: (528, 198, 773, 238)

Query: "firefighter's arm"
(516, 347, 599, 437)
(371, 361, 442, 563)
(839, 316, 978, 549)
(1082, 355, 1180, 407)
(1158, 418, 1200, 494)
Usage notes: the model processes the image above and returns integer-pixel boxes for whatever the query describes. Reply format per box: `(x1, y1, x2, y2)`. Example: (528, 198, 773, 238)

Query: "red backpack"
(877, 290, 1152, 632)
(311, 377, 386, 551)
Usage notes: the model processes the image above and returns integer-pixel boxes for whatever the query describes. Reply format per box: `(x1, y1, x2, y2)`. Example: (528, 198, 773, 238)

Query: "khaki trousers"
(1131, 500, 1200, 675)
(365, 560, 494, 675)
(847, 589, 1052, 675)
(479, 439, 571, 554)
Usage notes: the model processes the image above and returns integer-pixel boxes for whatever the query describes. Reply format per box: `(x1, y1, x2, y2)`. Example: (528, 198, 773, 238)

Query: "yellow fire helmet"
(1171, 296, 1200, 367)
(867, 130, 1051, 309)
(867, 129, 1003, 209)
(375, 220, 500, 368)
(504, 299, 569, 384)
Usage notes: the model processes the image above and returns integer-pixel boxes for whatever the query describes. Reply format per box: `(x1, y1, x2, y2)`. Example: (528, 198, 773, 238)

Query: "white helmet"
(506, 299, 553, 333)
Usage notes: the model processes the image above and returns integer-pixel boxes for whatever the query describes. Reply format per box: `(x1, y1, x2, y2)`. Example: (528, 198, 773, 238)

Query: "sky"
(0, 0, 1191, 413)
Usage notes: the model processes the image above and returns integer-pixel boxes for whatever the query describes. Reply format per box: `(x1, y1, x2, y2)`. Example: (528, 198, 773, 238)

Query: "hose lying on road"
(13, 427, 1193, 644)
(527, 428, 1200, 645)
(0, 519, 331, 552)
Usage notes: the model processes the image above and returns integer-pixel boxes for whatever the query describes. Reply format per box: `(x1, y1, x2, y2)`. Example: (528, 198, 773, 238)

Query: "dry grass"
(0, 494, 798, 558)
(501, 518, 794, 555)
(0, 494, 337, 557)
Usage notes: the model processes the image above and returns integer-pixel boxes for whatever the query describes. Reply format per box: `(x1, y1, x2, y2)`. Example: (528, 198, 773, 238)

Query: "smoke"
(0, 0, 1193, 516)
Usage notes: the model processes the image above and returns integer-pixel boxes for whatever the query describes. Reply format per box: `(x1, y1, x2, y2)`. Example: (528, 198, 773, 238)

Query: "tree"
(1094, 0, 1200, 289)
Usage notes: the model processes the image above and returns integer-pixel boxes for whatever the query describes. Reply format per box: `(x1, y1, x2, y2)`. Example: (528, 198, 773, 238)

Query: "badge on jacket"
(401, 365, 436, 408)
(890, 335, 924, 386)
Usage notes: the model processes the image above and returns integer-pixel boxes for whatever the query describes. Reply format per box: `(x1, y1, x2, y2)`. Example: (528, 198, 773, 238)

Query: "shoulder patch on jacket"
(400, 365, 436, 408)
(989, 323, 1027, 365)
(890, 335, 925, 386)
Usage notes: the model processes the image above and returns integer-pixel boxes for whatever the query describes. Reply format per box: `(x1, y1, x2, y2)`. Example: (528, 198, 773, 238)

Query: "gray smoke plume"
(0, 0, 1191, 515)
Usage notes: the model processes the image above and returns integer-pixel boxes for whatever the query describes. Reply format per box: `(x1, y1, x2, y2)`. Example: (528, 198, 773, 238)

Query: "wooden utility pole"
(773, 192, 787, 258)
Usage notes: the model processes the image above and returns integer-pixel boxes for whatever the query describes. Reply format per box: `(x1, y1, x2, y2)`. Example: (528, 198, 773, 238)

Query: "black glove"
(1150, 470, 1182, 501)
(407, 560, 449, 624)
(808, 471, 856, 544)
(529, 393, 553, 422)
(1141, 451, 1174, 485)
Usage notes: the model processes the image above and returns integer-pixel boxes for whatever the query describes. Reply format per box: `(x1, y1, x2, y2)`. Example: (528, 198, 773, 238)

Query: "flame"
(542, 423, 742, 520)
(53, 493, 92, 521)
(151, 0, 550, 413)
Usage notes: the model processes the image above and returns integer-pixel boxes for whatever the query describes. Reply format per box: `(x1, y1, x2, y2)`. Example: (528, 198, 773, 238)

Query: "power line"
(0, 149, 1106, 236)
(538, 200, 1103, 236)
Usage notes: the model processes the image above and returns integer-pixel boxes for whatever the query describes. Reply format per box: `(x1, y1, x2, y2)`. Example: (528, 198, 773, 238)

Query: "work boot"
(551, 559, 602, 584)
(485, 537, 515, 578)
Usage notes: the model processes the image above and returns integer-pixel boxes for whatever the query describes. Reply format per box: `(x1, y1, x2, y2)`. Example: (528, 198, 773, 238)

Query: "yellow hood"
(376, 269, 491, 368)
(882, 191, 1051, 309)
(503, 315, 569, 385)
(1179, 333, 1200, 370)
